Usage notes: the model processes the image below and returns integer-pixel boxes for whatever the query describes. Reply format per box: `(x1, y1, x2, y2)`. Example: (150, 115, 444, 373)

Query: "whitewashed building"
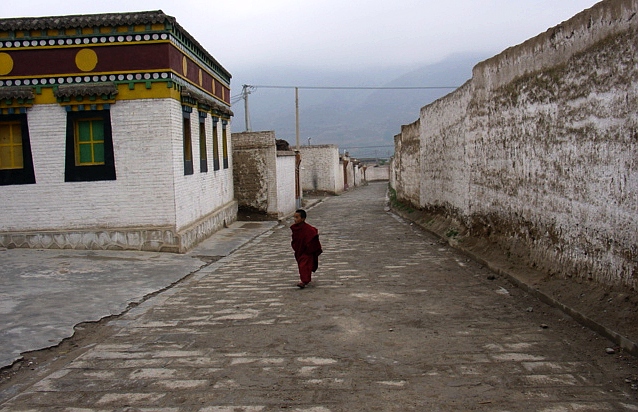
(0, 11, 236, 252)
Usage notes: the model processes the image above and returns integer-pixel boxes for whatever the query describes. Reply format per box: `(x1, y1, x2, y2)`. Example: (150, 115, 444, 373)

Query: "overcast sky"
(2, 0, 601, 74)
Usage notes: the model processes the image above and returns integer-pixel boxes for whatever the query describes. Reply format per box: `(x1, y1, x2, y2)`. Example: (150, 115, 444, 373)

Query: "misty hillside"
(229, 53, 488, 158)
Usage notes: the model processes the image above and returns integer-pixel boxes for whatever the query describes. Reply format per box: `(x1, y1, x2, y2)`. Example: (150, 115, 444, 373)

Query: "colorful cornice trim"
(0, 10, 231, 109)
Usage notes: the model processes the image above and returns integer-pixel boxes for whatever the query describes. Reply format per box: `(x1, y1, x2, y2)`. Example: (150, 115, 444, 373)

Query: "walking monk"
(290, 209, 322, 288)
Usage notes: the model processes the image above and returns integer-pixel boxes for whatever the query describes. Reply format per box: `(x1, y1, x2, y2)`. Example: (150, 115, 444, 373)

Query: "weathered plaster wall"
(389, 157, 397, 189)
(394, 0, 638, 288)
(365, 165, 390, 181)
(392, 120, 421, 208)
(299, 145, 342, 194)
(420, 82, 473, 213)
(232, 131, 277, 215)
(276, 152, 297, 218)
(337, 159, 345, 192)
(353, 164, 363, 187)
(339, 154, 365, 189)
(233, 131, 296, 218)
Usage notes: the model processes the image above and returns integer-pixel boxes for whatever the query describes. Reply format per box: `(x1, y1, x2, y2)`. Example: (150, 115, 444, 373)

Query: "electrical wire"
(248, 85, 459, 90)
(342, 145, 394, 149)
(230, 84, 458, 105)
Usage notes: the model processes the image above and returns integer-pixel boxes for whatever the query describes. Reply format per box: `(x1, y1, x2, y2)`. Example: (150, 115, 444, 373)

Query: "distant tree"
(276, 139, 291, 151)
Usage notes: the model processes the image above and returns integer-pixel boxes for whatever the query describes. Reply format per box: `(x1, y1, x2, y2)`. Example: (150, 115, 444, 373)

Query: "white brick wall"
(0, 98, 236, 252)
(1, 101, 176, 231)
(172, 107, 234, 232)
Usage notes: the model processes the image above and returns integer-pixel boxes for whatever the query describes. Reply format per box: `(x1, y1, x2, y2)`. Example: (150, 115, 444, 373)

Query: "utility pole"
(295, 87, 300, 150)
(242, 84, 252, 132)
(295, 87, 302, 208)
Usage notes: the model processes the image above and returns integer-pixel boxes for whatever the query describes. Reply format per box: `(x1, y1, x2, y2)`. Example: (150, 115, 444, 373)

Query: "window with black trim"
(183, 111, 193, 175)
(199, 113, 208, 173)
(222, 120, 229, 169)
(65, 110, 116, 182)
(212, 117, 220, 171)
(0, 113, 36, 185)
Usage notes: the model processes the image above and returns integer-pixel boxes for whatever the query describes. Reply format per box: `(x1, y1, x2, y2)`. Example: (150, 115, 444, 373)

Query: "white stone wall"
(393, 0, 638, 288)
(0, 98, 236, 252)
(299, 145, 342, 194)
(365, 165, 390, 182)
(276, 152, 297, 217)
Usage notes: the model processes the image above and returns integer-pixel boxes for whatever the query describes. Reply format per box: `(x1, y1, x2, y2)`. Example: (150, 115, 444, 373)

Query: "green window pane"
(92, 120, 104, 141)
(77, 121, 92, 142)
(79, 144, 93, 163)
(93, 142, 105, 163)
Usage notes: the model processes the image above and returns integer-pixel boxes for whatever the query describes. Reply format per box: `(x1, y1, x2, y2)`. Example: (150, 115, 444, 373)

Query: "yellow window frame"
(0, 121, 24, 170)
(74, 117, 105, 166)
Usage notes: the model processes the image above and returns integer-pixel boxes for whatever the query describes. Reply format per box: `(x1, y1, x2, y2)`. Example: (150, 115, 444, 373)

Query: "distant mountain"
(230, 53, 489, 158)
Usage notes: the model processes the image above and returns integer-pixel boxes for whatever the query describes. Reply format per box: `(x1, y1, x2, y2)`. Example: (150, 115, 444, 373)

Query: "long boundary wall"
(393, 0, 638, 289)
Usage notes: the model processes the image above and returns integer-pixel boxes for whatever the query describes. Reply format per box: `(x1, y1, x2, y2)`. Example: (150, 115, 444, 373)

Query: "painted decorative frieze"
(0, 10, 232, 116)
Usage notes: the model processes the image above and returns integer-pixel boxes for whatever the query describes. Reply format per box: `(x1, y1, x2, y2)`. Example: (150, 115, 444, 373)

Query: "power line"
(230, 85, 455, 100)
(230, 83, 459, 134)
(248, 85, 459, 90)
(231, 83, 458, 106)
(342, 145, 394, 149)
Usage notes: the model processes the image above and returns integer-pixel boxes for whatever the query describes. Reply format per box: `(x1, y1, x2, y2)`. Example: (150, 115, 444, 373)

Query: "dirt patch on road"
(0, 318, 118, 400)
(390, 204, 638, 357)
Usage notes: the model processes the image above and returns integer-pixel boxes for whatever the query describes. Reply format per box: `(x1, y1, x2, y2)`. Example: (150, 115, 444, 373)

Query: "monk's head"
(293, 209, 307, 224)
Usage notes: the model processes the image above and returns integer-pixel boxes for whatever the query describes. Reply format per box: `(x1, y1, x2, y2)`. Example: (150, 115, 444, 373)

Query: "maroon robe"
(291, 221, 322, 284)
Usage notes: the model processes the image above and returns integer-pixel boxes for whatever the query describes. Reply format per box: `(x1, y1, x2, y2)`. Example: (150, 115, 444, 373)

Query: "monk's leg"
(297, 255, 313, 284)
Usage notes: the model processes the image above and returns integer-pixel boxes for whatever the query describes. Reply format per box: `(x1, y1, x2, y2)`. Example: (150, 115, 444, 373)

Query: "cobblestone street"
(1, 182, 637, 411)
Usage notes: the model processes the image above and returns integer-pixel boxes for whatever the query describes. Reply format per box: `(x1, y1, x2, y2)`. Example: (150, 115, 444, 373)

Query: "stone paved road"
(1, 182, 637, 411)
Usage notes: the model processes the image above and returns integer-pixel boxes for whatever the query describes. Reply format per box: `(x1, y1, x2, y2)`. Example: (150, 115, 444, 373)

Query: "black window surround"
(64, 110, 116, 182)
(212, 117, 220, 171)
(183, 109, 194, 176)
(199, 112, 208, 173)
(222, 120, 229, 169)
(0, 113, 36, 186)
